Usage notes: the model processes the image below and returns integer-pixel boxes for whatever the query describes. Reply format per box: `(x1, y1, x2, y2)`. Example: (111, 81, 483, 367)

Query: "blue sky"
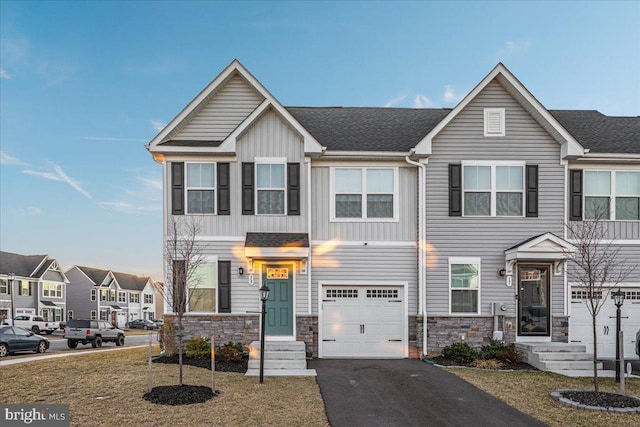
(1, 1, 638, 280)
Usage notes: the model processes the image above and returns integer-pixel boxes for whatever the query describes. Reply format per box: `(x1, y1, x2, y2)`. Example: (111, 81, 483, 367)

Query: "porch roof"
(244, 233, 309, 259)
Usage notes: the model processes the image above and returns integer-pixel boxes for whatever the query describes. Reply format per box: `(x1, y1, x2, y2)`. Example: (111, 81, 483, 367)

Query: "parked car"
(127, 319, 158, 330)
(12, 314, 59, 335)
(151, 319, 164, 327)
(63, 319, 125, 348)
(0, 326, 49, 357)
(636, 329, 640, 357)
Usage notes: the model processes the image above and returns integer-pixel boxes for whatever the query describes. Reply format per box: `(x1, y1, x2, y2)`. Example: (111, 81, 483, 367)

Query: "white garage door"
(321, 285, 405, 358)
(570, 287, 640, 360)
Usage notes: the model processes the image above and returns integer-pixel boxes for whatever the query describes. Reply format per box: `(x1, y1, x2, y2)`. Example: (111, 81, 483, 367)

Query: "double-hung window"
(256, 160, 286, 215)
(585, 170, 640, 220)
(463, 162, 524, 216)
(188, 260, 217, 312)
(333, 168, 396, 220)
(144, 294, 153, 304)
(118, 292, 127, 303)
(186, 163, 216, 214)
(449, 257, 481, 314)
(130, 293, 140, 304)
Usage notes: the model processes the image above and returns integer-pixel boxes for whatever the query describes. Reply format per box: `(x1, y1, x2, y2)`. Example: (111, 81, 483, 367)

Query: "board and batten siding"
(311, 166, 418, 242)
(311, 244, 418, 315)
(172, 73, 264, 141)
(196, 240, 310, 315)
(425, 79, 566, 317)
(165, 109, 309, 236)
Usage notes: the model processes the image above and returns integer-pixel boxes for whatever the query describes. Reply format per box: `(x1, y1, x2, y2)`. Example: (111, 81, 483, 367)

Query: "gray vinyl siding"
(311, 245, 418, 315)
(195, 240, 310, 314)
(426, 79, 566, 317)
(618, 245, 640, 281)
(171, 109, 310, 236)
(43, 270, 65, 282)
(13, 280, 37, 312)
(65, 268, 95, 320)
(173, 74, 264, 141)
(311, 166, 418, 241)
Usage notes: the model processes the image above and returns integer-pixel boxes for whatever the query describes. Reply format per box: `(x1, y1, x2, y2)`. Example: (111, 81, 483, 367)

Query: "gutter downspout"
(405, 155, 427, 356)
(307, 157, 312, 316)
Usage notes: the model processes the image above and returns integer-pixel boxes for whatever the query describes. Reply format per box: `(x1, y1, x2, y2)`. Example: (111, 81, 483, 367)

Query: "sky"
(1, 1, 639, 281)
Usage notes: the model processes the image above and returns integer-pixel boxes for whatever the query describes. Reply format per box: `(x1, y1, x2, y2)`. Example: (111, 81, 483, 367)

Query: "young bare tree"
(161, 215, 207, 386)
(565, 211, 635, 392)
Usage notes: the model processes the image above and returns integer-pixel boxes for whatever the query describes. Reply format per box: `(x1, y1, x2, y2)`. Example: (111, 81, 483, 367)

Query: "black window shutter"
(171, 162, 184, 215)
(217, 163, 230, 215)
(525, 165, 539, 217)
(287, 163, 301, 215)
(449, 164, 462, 216)
(242, 163, 254, 215)
(218, 261, 231, 313)
(570, 169, 583, 221)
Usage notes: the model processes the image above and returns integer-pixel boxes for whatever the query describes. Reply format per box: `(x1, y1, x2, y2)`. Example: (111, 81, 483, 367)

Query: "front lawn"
(447, 368, 640, 427)
(0, 347, 329, 427)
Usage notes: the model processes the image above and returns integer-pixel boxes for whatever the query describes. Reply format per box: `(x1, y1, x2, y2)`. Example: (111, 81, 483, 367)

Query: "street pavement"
(309, 359, 547, 427)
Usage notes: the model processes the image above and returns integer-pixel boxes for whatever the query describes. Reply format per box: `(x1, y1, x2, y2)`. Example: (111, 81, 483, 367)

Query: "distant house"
(65, 266, 155, 328)
(0, 251, 69, 324)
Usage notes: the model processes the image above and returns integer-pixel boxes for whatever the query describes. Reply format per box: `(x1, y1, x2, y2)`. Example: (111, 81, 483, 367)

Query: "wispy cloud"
(496, 40, 532, 59)
(384, 92, 408, 108)
(0, 151, 27, 166)
(412, 94, 433, 108)
(138, 177, 162, 191)
(443, 85, 463, 104)
(0, 69, 10, 79)
(98, 201, 161, 214)
(22, 164, 91, 199)
(151, 120, 167, 132)
(82, 136, 148, 142)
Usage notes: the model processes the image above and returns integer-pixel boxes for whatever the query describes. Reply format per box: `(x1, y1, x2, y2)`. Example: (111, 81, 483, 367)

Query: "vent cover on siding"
(484, 108, 505, 136)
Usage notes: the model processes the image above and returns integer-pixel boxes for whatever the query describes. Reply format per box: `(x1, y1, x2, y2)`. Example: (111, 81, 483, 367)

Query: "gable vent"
(484, 108, 505, 136)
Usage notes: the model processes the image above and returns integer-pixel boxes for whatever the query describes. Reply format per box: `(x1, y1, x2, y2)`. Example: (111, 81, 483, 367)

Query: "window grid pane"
(496, 193, 522, 216)
(257, 190, 285, 214)
(187, 190, 215, 214)
(257, 164, 285, 189)
(464, 166, 491, 190)
(336, 194, 362, 217)
(367, 169, 394, 193)
(367, 195, 393, 218)
(616, 172, 640, 196)
(585, 197, 610, 219)
(496, 166, 523, 191)
(464, 193, 490, 216)
(616, 197, 640, 220)
(335, 169, 362, 193)
(187, 163, 215, 188)
(451, 290, 478, 313)
(585, 171, 611, 195)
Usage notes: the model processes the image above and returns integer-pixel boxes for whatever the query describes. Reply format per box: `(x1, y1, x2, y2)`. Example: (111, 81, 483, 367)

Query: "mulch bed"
(428, 356, 537, 371)
(143, 385, 216, 405)
(559, 390, 640, 409)
(152, 354, 248, 373)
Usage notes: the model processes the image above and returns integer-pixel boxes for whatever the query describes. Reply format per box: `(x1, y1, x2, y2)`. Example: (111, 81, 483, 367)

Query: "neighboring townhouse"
(147, 60, 639, 359)
(0, 251, 69, 324)
(65, 266, 155, 327)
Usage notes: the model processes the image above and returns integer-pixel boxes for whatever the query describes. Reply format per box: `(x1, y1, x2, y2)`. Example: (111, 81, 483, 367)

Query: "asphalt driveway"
(308, 359, 547, 427)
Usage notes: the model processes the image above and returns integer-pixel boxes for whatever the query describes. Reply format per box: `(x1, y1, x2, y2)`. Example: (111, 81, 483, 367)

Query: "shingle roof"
(549, 110, 640, 154)
(75, 266, 111, 285)
(0, 251, 48, 278)
(286, 107, 452, 152)
(245, 233, 309, 248)
(75, 265, 150, 290)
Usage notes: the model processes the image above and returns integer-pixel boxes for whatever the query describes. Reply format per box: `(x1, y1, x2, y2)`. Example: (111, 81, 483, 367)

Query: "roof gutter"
(322, 151, 413, 159)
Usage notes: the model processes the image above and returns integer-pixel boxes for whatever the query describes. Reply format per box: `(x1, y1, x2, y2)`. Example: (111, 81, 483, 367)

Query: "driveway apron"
(309, 359, 547, 427)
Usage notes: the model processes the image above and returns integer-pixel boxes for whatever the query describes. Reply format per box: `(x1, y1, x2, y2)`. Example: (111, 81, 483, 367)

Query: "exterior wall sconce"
(300, 259, 307, 275)
(238, 267, 244, 276)
(247, 258, 254, 274)
(499, 269, 506, 277)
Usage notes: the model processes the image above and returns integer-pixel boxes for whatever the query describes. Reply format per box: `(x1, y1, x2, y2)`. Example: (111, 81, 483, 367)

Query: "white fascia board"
(574, 153, 640, 164)
(244, 247, 309, 259)
(321, 151, 412, 158)
(29, 256, 49, 278)
(413, 63, 585, 160)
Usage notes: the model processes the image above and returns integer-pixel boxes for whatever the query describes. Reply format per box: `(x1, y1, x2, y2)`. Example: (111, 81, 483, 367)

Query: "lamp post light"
(612, 289, 625, 383)
(258, 283, 270, 384)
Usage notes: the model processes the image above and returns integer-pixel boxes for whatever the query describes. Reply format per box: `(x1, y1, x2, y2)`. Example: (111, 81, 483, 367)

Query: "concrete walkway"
(309, 359, 547, 427)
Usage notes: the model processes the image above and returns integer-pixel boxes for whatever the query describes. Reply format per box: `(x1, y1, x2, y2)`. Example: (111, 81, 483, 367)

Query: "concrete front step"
(516, 342, 604, 372)
(245, 368, 317, 377)
(247, 341, 309, 374)
(536, 352, 594, 361)
(248, 359, 308, 370)
(516, 342, 587, 353)
(539, 360, 603, 371)
(249, 341, 306, 352)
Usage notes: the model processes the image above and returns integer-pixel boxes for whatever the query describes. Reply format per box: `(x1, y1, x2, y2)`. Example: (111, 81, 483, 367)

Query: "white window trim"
(484, 108, 506, 137)
(329, 167, 399, 222)
(42, 282, 63, 299)
(185, 161, 217, 215)
(144, 294, 154, 304)
(67, 310, 73, 319)
(186, 255, 219, 314)
(448, 257, 481, 315)
(129, 293, 140, 304)
(118, 291, 127, 303)
(90, 289, 96, 301)
(90, 310, 97, 320)
(255, 157, 287, 216)
(583, 169, 640, 222)
(461, 161, 525, 217)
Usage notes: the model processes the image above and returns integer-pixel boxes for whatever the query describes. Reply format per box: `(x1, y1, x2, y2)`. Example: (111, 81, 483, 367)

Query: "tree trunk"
(178, 316, 184, 386)
(592, 314, 599, 393)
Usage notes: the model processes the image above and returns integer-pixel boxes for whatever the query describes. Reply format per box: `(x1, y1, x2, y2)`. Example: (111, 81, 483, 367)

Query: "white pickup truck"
(12, 314, 60, 335)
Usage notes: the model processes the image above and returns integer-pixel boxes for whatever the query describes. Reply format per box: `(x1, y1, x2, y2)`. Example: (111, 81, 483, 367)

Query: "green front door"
(263, 264, 293, 336)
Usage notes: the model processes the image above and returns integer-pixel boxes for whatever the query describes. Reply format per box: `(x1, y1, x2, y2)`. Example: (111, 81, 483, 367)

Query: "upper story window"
(256, 161, 286, 215)
(130, 293, 140, 304)
(118, 291, 127, 303)
(332, 167, 397, 220)
(0, 279, 9, 294)
(584, 170, 639, 220)
(91, 288, 96, 301)
(43, 283, 63, 298)
(144, 294, 154, 304)
(186, 163, 216, 214)
(463, 162, 524, 217)
(484, 108, 505, 137)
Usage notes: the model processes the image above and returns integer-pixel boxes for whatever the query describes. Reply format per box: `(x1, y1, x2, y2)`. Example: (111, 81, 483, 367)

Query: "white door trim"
(257, 261, 297, 341)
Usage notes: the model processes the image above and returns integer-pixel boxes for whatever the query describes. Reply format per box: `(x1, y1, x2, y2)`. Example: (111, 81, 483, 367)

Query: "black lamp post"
(258, 283, 270, 384)
(612, 289, 625, 383)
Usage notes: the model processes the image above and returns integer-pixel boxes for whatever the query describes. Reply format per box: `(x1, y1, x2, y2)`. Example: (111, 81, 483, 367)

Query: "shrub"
(480, 339, 508, 360)
(496, 344, 522, 364)
(216, 341, 244, 362)
(186, 336, 211, 359)
(441, 342, 480, 363)
(471, 359, 504, 370)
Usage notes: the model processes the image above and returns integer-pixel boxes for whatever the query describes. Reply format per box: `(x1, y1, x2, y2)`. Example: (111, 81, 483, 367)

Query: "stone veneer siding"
(296, 315, 318, 358)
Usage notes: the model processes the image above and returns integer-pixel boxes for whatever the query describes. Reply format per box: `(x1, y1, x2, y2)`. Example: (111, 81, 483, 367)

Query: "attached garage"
(569, 287, 640, 360)
(320, 283, 407, 358)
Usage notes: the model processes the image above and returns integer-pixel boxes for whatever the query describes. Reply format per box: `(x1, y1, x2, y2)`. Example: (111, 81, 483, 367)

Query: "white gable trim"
(414, 63, 584, 160)
(504, 232, 576, 275)
(29, 256, 49, 278)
